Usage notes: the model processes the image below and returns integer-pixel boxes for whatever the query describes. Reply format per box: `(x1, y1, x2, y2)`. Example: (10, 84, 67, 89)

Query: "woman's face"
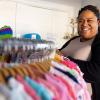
(78, 10, 100, 41)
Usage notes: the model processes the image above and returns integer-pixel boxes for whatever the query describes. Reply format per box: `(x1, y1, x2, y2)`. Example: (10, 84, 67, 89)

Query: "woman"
(59, 5, 100, 100)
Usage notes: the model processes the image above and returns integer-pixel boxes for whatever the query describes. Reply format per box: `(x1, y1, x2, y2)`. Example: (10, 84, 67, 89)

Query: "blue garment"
(25, 76, 52, 100)
(22, 33, 41, 40)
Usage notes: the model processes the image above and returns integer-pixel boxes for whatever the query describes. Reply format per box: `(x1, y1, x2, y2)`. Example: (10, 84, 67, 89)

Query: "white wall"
(0, 1, 16, 33)
(16, 3, 74, 48)
(0, 0, 82, 48)
(81, 0, 100, 9)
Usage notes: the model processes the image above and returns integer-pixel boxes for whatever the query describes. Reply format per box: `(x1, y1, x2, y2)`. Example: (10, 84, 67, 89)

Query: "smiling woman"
(78, 9, 99, 42)
(59, 5, 100, 100)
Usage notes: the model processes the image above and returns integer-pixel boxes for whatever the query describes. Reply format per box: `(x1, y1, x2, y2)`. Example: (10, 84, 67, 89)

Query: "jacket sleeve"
(68, 40, 100, 83)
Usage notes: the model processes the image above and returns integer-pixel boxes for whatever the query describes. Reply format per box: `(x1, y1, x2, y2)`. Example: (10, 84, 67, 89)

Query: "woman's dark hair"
(78, 5, 100, 19)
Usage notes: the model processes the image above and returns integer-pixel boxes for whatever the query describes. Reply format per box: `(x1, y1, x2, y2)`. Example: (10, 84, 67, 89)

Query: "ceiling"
(28, 0, 82, 5)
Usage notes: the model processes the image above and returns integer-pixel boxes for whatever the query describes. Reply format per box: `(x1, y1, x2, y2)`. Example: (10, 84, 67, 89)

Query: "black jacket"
(59, 33, 100, 100)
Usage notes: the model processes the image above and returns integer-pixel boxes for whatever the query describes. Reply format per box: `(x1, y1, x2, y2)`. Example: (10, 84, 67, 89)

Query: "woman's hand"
(56, 49, 63, 55)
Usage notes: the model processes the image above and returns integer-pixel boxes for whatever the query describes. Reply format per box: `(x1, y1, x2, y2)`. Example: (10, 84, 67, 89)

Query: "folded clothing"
(0, 26, 13, 39)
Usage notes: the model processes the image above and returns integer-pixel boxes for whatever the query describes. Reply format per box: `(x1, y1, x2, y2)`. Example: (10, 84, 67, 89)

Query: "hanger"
(6, 67, 16, 77)
(18, 64, 29, 76)
(0, 68, 10, 78)
(0, 71, 5, 83)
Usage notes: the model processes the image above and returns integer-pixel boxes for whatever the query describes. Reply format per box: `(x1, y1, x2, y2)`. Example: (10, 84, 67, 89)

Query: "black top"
(59, 32, 100, 100)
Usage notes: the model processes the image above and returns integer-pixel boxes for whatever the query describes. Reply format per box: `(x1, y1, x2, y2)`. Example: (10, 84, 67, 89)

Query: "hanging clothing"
(60, 33, 100, 100)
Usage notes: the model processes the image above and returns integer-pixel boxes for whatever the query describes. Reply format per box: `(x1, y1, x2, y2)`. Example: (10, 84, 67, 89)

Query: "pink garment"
(45, 73, 70, 100)
(16, 75, 41, 100)
(49, 73, 73, 100)
(75, 73, 91, 100)
(61, 59, 81, 75)
(63, 59, 91, 100)
(52, 60, 88, 92)
(50, 67, 76, 99)
(54, 54, 81, 74)
(50, 67, 86, 100)
(37, 78, 60, 100)
(54, 55, 91, 100)
(54, 74, 76, 100)
(51, 61, 79, 78)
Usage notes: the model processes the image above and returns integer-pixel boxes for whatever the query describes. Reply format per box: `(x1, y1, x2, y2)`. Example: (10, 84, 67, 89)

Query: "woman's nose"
(82, 20, 88, 26)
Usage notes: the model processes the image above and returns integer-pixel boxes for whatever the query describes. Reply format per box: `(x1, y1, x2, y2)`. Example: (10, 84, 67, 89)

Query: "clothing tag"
(32, 35, 36, 39)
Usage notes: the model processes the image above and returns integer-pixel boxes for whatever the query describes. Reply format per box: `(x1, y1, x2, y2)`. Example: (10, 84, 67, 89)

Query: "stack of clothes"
(0, 25, 13, 39)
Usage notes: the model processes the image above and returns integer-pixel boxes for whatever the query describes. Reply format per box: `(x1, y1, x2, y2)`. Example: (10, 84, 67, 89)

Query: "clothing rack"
(0, 38, 55, 64)
(0, 38, 91, 100)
